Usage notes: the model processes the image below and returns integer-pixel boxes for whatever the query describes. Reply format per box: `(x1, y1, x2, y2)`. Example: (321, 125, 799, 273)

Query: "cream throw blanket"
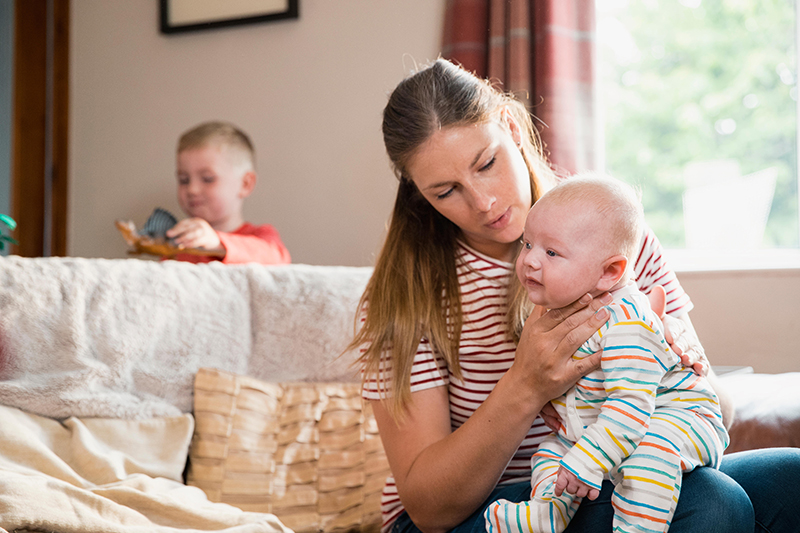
(0, 404, 292, 532)
(0, 256, 371, 420)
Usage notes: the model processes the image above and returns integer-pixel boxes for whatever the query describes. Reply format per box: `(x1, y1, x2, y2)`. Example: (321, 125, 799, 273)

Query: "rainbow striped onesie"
(485, 283, 728, 533)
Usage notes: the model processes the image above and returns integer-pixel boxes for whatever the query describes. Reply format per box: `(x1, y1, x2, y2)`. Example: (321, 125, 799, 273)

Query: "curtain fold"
(442, 0, 597, 176)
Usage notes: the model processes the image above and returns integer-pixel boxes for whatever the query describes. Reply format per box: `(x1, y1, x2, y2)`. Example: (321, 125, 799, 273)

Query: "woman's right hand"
(372, 293, 612, 533)
(510, 292, 613, 403)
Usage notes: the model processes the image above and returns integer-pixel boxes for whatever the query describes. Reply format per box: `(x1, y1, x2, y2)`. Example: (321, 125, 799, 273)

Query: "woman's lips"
(487, 208, 511, 230)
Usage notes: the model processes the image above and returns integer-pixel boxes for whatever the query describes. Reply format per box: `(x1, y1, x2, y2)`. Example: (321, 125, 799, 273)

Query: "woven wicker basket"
(187, 368, 389, 533)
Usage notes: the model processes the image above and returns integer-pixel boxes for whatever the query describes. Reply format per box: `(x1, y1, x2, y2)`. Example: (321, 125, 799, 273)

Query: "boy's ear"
(239, 171, 257, 199)
(596, 255, 627, 292)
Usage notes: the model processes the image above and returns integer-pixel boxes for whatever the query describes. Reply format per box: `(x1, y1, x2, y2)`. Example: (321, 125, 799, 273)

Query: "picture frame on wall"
(160, 0, 299, 34)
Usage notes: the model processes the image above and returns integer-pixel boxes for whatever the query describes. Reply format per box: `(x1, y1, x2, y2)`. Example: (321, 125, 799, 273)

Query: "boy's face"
(515, 197, 608, 309)
(176, 143, 251, 230)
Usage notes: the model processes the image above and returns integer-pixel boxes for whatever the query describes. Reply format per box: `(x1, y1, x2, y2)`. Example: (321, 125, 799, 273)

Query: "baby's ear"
(239, 171, 257, 198)
(596, 255, 627, 292)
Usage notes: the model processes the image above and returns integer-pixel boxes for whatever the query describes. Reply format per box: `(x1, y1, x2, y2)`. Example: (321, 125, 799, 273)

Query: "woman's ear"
(239, 171, 257, 199)
(502, 106, 523, 147)
(596, 255, 628, 291)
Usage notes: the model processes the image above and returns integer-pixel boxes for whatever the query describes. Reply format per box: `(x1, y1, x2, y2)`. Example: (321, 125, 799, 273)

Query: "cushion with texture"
(187, 368, 388, 533)
(721, 372, 800, 454)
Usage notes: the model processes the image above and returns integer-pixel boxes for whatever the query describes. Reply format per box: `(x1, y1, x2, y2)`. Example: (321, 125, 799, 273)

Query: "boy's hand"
(554, 466, 600, 501)
(166, 218, 222, 250)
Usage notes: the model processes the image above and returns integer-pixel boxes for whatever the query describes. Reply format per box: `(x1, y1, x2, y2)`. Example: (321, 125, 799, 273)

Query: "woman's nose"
(470, 184, 496, 212)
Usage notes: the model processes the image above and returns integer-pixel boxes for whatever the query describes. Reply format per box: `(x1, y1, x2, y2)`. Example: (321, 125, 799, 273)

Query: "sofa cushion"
(187, 368, 389, 533)
(722, 372, 800, 454)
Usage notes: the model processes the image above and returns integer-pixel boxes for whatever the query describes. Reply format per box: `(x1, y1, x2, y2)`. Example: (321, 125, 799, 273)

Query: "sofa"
(0, 255, 796, 533)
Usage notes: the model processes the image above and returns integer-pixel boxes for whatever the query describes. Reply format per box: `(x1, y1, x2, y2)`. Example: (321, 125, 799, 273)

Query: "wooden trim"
(10, 0, 69, 257)
(51, 0, 69, 256)
(11, 0, 46, 256)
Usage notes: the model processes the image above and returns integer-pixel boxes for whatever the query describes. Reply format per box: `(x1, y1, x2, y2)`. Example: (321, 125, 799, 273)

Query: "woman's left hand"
(662, 315, 708, 376)
(647, 286, 708, 376)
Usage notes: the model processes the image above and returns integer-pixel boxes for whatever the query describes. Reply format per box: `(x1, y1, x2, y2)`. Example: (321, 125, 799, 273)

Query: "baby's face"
(176, 144, 249, 229)
(516, 198, 607, 309)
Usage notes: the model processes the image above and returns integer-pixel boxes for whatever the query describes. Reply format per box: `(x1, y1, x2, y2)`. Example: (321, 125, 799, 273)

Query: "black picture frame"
(159, 0, 299, 34)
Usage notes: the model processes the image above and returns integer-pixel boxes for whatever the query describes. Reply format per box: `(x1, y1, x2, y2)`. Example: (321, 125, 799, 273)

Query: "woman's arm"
(372, 293, 612, 533)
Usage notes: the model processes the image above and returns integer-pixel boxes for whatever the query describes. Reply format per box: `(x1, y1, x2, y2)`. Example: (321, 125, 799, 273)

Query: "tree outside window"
(597, 0, 798, 251)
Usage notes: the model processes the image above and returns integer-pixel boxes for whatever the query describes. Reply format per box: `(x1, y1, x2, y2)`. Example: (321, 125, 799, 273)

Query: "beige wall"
(70, 0, 445, 266)
(69, 1, 799, 373)
(680, 269, 800, 373)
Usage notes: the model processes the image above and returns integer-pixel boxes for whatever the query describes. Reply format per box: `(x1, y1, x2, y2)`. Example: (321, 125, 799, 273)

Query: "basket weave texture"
(187, 368, 389, 533)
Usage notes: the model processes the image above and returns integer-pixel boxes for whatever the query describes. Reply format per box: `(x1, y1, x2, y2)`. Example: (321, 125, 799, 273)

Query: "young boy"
(166, 121, 291, 265)
(485, 174, 728, 533)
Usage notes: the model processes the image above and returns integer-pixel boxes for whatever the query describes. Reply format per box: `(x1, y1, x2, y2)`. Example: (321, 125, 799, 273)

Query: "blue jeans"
(390, 448, 800, 533)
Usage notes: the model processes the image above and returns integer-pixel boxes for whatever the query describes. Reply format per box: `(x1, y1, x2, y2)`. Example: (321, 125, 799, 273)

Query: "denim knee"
(670, 466, 753, 533)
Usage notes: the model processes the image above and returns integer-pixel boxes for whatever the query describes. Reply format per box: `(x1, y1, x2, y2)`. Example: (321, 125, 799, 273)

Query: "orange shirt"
(173, 223, 291, 265)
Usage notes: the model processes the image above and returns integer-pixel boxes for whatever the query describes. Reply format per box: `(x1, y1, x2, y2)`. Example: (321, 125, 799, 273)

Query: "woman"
(352, 59, 800, 533)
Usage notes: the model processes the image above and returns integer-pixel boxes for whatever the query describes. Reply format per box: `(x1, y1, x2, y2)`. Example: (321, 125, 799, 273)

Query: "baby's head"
(176, 121, 256, 231)
(516, 173, 643, 309)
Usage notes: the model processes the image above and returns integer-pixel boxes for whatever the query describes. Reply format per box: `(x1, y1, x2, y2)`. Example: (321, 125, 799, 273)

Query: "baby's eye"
(546, 249, 557, 257)
(524, 242, 532, 250)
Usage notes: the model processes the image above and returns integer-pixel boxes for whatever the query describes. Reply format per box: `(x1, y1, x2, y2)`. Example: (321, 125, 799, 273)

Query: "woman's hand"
(662, 315, 708, 376)
(511, 292, 613, 403)
(647, 286, 708, 376)
(539, 402, 562, 433)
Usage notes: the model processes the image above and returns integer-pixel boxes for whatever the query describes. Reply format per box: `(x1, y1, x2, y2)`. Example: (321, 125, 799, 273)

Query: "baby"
(485, 173, 728, 533)
(166, 121, 291, 264)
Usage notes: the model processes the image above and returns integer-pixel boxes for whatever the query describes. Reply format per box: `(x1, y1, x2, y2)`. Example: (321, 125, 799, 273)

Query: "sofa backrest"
(0, 256, 372, 419)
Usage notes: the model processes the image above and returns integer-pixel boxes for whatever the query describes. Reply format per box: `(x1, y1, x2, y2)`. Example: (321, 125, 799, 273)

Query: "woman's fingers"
(539, 402, 563, 433)
(662, 315, 709, 376)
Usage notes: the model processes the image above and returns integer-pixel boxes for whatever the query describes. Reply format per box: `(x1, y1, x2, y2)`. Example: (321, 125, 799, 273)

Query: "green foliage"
(0, 214, 17, 251)
(597, 0, 798, 248)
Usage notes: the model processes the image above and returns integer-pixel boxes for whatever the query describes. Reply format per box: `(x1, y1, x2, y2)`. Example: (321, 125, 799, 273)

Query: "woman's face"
(405, 111, 533, 262)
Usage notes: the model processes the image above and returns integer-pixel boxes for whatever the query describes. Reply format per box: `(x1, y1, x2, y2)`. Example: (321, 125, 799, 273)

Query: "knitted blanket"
(0, 256, 370, 420)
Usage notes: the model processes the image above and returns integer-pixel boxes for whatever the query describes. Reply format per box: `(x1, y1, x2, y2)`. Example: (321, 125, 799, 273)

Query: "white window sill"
(666, 249, 800, 273)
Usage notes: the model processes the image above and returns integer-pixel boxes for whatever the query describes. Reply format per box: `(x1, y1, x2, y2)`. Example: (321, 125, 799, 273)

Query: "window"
(596, 0, 800, 270)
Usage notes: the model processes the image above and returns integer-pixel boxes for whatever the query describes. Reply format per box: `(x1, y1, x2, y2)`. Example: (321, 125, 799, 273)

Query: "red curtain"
(442, 0, 597, 176)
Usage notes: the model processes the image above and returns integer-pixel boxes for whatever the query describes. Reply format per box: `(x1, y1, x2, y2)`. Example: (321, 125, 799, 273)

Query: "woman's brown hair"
(350, 59, 553, 418)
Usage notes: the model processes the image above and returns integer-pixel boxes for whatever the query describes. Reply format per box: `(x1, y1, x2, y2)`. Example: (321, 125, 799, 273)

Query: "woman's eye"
(479, 156, 496, 172)
(436, 188, 454, 200)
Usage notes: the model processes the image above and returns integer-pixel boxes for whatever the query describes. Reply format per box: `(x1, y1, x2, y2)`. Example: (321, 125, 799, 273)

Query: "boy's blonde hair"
(177, 121, 256, 171)
(545, 172, 644, 267)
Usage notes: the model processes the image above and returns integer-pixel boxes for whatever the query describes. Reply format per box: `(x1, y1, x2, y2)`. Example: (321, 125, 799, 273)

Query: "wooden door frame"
(11, 0, 69, 257)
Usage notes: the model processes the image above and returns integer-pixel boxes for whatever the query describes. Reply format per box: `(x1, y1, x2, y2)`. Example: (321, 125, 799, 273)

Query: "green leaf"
(0, 214, 16, 230)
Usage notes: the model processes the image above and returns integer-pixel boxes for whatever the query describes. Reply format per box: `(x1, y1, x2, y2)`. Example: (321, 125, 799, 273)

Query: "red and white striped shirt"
(361, 226, 691, 531)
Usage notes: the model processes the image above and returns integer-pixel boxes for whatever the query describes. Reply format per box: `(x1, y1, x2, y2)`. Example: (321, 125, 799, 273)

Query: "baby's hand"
(554, 466, 600, 501)
(166, 218, 221, 250)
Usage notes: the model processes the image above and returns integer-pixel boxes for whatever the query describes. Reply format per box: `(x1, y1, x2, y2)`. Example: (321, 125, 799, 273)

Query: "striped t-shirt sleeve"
(633, 225, 693, 317)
